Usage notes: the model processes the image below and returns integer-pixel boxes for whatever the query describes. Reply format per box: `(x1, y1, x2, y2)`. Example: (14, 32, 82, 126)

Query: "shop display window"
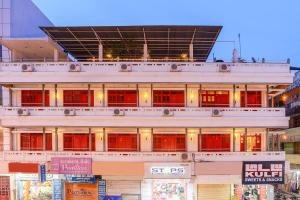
(200, 134, 231, 152)
(240, 133, 261, 152)
(0, 176, 10, 200)
(63, 90, 94, 107)
(240, 91, 262, 107)
(20, 133, 52, 151)
(153, 134, 186, 152)
(63, 133, 95, 151)
(153, 90, 185, 107)
(152, 181, 186, 200)
(107, 90, 138, 107)
(108, 134, 138, 151)
(21, 90, 50, 107)
(200, 90, 230, 107)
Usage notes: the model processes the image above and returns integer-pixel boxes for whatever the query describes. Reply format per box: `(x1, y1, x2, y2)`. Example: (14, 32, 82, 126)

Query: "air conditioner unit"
(21, 64, 34, 72)
(219, 64, 231, 72)
(162, 108, 174, 116)
(181, 153, 189, 161)
(212, 109, 223, 117)
(17, 108, 30, 116)
(69, 63, 81, 72)
(170, 64, 182, 72)
(119, 64, 132, 72)
(64, 109, 76, 116)
(113, 108, 125, 116)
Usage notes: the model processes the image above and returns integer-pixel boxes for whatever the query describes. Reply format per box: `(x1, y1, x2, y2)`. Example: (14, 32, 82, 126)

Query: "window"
(153, 90, 185, 107)
(20, 133, 52, 151)
(108, 134, 138, 151)
(63, 90, 94, 107)
(0, 176, 10, 200)
(108, 90, 138, 107)
(200, 90, 230, 107)
(201, 134, 230, 152)
(153, 134, 186, 152)
(21, 90, 49, 107)
(240, 133, 261, 152)
(240, 91, 262, 107)
(63, 133, 95, 151)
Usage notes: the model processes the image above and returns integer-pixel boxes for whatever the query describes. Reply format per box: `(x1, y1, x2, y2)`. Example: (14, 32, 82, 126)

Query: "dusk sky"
(32, 0, 300, 66)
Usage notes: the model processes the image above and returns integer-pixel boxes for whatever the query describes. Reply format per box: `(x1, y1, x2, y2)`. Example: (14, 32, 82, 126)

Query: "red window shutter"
(63, 133, 95, 151)
(63, 90, 94, 107)
(21, 90, 50, 107)
(153, 90, 185, 107)
(108, 134, 138, 151)
(20, 134, 30, 150)
(201, 134, 230, 152)
(107, 90, 137, 107)
(200, 90, 230, 107)
(46, 133, 52, 151)
(240, 91, 262, 107)
(153, 134, 186, 152)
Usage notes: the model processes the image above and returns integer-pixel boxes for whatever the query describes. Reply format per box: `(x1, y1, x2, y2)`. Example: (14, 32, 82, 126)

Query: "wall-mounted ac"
(162, 109, 174, 116)
(113, 108, 125, 116)
(119, 64, 132, 72)
(170, 64, 182, 72)
(64, 109, 76, 116)
(212, 109, 223, 117)
(17, 108, 30, 116)
(21, 64, 34, 72)
(218, 64, 231, 72)
(69, 63, 81, 72)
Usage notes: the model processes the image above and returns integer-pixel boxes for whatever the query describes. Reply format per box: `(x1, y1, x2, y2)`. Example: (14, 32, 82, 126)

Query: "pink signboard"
(51, 157, 92, 175)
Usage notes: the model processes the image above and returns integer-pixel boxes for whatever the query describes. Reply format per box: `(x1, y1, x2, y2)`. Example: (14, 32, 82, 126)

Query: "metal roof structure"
(41, 25, 222, 61)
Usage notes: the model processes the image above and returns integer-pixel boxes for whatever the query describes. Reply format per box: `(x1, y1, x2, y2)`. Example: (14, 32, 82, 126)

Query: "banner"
(65, 175, 96, 184)
(242, 161, 285, 185)
(51, 157, 92, 175)
(53, 179, 63, 200)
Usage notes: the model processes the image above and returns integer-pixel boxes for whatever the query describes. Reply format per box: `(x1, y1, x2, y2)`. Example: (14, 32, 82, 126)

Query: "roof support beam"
(66, 28, 93, 58)
(98, 44, 103, 62)
(189, 43, 193, 62)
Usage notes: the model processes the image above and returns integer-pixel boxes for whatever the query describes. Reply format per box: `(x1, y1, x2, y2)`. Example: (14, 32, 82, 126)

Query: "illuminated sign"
(242, 161, 285, 184)
(150, 166, 185, 176)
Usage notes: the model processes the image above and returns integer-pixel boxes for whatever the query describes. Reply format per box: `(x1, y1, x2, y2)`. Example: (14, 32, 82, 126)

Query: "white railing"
(0, 151, 285, 163)
(0, 107, 286, 117)
(0, 62, 290, 73)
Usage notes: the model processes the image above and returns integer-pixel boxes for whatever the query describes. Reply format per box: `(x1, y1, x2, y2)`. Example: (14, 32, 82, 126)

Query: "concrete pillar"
(140, 128, 152, 152)
(57, 129, 63, 151)
(3, 128, 12, 151)
(53, 49, 59, 62)
(187, 129, 198, 152)
(143, 44, 148, 62)
(98, 44, 103, 62)
(2, 87, 11, 106)
(95, 129, 104, 152)
(189, 43, 193, 62)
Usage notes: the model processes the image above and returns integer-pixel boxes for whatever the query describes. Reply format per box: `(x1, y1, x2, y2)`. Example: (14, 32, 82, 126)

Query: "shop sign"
(144, 163, 191, 179)
(51, 157, 92, 175)
(65, 183, 98, 200)
(151, 166, 185, 176)
(66, 175, 96, 184)
(102, 195, 122, 200)
(242, 161, 285, 185)
(98, 179, 106, 200)
(53, 179, 63, 200)
(39, 164, 47, 183)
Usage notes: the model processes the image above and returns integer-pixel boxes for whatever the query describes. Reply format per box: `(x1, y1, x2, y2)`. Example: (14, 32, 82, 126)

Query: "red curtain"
(200, 90, 230, 107)
(20, 133, 52, 151)
(240, 91, 262, 107)
(63, 133, 95, 151)
(108, 134, 138, 151)
(240, 133, 261, 152)
(63, 90, 94, 107)
(107, 90, 138, 107)
(153, 134, 186, 152)
(153, 90, 185, 107)
(201, 134, 230, 152)
(21, 90, 49, 107)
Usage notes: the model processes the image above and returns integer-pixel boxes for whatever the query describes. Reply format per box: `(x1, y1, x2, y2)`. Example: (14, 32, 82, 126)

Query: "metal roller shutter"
(107, 180, 141, 200)
(197, 184, 231, 200)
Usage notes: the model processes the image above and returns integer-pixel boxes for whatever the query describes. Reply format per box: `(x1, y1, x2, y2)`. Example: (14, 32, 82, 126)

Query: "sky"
(32, 0, 300, 66)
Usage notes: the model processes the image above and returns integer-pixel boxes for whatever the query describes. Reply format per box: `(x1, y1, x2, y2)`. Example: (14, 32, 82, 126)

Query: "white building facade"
(0, 25, 293, 200)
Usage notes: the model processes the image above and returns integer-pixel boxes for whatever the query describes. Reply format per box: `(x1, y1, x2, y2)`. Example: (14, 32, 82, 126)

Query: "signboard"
(102, 196, 122, 200)
(242, 161, 285, 185)
(98, 180, 106, 200)
(66, 175, 96, 184)
(53, 179, 63, 200)
(144, 163, 191, 179)
(151, 166, 185, 176)
(65, 183, 98, 200)
(51, 157, 92, 175)
(39, 164, 47, 183)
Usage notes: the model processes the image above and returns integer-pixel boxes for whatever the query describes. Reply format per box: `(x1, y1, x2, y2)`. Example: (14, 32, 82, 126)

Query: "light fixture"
(181, 53, 188, 59)
(190, 93, 195, 103)
(106, 53, 112, 59)
(282, 95, 287, 102)
(144, 92, 149, 103)
(281, 135, 288, 141)
(98, 93, 104, 103)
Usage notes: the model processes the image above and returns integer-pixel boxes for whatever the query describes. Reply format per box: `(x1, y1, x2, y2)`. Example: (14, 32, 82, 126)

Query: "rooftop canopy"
(41, 25, 222, 62)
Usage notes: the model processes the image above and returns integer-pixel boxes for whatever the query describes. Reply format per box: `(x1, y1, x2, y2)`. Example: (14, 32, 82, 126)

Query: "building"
(0, 25, 293, 200)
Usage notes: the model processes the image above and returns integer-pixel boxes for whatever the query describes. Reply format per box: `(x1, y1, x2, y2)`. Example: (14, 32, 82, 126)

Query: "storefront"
(142, 163, 193, 200)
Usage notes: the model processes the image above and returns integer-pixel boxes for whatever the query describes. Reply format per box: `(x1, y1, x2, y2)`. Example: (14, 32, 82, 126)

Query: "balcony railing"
(0, 151, 285, 163)
(0, 107, 286, 117)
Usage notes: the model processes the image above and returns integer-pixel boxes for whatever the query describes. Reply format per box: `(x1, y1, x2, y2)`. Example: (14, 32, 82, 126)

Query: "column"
(54, 84, 58, 107)
(2, 87, 11, 106)
(143, 43, 148, 62)
(232, 128, 236, 152)
(88, 128, 92, 151)
(245, 84, 248, 107)
(98, 44, 103, 62)
(199, 128, 202, 152)
(140, 128, 152, 152)
(244, 128, 248, 152)
(3, 128, 12, 151)
(185, 84, 188, 107)
(53, 49, 59, 62)
(42, 84, 46, 107)
(57, 129, 64, 151)
(189, 43, 193, 62)
(54, 128, 58, 151)
(266, 85, 269, 107)
(88, 84, 91, 107)
(265, 128, 269, 151)
(42, 127, 46, 151)
(233, 84, 236, 107)
(95, 128, 104, 152)
(199, 84, 202, 107)
(187, 128, 198, 152)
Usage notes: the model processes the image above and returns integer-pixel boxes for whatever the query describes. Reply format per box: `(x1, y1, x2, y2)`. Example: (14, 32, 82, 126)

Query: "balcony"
(0, 107, 289, 128)
(0, 151, 285, 163)
(0, 62, 292, 84)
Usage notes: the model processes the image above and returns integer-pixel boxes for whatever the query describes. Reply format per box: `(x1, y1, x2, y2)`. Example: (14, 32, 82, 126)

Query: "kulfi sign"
(242, 161, 285, 184)
(51, 157, 92, 175)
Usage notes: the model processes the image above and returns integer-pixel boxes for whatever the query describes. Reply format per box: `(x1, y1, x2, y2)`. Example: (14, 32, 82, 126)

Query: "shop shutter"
(107, 180, 141, 200)
(197, 184, 231, 200)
